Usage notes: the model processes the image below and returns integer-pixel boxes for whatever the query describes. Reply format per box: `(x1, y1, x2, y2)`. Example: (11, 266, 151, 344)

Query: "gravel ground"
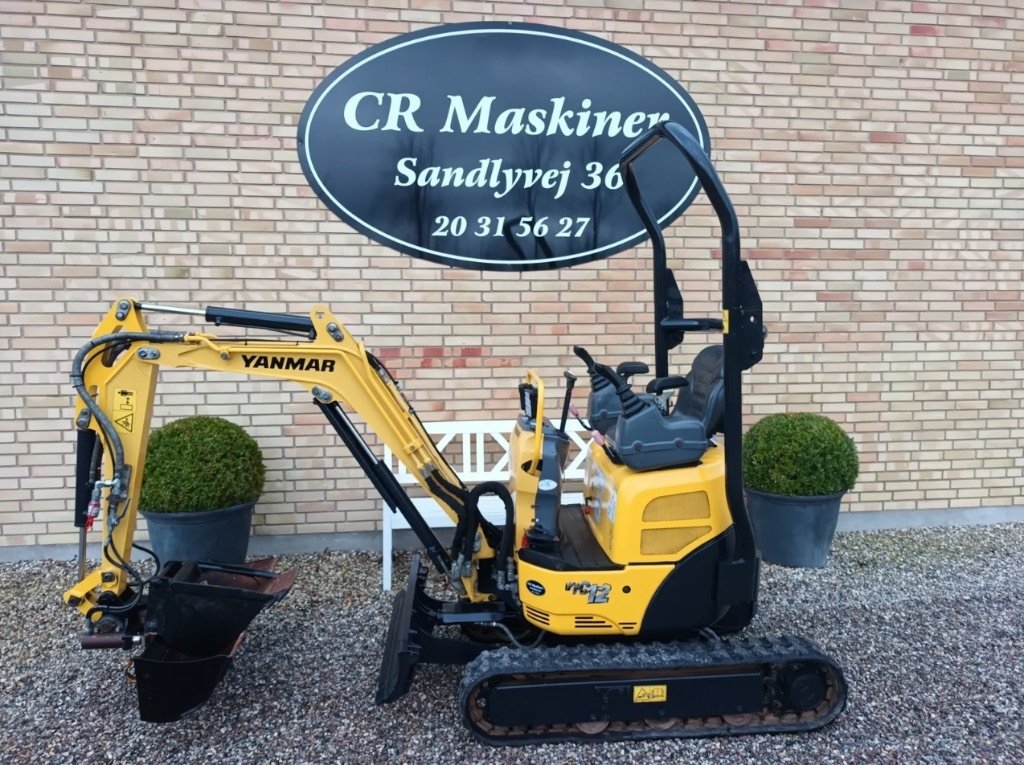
(1, 524, 1021, 765)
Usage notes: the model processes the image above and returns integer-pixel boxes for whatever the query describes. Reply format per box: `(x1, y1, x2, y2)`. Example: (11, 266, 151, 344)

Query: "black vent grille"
(524, 606, 550, 625)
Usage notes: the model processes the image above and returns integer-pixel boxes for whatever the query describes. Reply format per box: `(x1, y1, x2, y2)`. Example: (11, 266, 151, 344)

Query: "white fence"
(381, 419, 591, 590)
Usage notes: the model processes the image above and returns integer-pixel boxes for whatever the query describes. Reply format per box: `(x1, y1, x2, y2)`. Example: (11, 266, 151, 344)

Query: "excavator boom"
(65, 299, 513, 722)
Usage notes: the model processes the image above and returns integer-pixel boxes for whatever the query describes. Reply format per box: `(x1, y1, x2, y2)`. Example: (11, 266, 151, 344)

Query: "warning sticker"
(114, 389, 135, 432)
(632, 684, 667, 703)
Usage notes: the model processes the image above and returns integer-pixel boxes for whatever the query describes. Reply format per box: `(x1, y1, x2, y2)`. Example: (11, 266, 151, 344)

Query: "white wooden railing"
(381, 419, 591, 590)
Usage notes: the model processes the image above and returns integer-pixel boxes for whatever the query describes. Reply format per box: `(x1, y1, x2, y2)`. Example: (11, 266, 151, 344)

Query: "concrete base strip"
(3, 505, 1023, 563)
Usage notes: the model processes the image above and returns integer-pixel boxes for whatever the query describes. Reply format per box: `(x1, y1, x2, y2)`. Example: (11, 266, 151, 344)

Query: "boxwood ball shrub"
(742, 413, 858, 497)
(139, 416, 265, 513)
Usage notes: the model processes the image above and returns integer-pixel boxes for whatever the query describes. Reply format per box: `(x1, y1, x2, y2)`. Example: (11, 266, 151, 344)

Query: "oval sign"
(297, 22, 710, 271)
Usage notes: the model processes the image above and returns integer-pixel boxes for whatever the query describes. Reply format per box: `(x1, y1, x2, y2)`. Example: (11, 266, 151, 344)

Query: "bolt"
(311, 387, 332, 403)
(136, 348, 160, 360)
(115, 300, 131, 320)
(100, 572, 116, 584)
(326, 322, 343, 342)
(67, 595, 82, 607)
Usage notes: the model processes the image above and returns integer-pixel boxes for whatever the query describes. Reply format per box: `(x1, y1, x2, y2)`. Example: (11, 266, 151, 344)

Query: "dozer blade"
(375, 555, 490, 704)
(135, 557, 296, 723)
(375, 554, 431, 704)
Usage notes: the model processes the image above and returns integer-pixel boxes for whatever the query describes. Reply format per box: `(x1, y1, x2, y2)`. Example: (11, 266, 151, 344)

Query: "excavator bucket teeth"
(134, 557, 295, 723)
(376, 554, 434, 704)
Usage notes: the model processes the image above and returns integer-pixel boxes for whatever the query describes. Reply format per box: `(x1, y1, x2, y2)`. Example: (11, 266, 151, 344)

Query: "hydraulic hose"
(70, 330, 185, 614)
(468, 481, 515, 584)
(71, 330, 186, 493)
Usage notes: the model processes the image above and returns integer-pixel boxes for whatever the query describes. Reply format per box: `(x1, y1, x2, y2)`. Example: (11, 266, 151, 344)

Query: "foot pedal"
(134, 557, 296, 722)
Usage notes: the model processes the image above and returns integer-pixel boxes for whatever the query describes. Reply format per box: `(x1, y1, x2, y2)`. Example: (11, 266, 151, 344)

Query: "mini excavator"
(64, 123, 847, 742)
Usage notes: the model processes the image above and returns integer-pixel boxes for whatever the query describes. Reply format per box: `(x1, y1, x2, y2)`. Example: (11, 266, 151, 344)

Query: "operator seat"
(672, 345, 725, 437)
(612, 346, 723, 472)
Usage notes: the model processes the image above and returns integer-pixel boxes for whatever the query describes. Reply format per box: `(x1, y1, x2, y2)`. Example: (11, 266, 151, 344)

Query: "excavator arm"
(65, 298, 500, 621)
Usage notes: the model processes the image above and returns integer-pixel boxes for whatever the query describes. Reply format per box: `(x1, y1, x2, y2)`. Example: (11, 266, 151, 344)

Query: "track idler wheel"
(778, 663, 828, 713)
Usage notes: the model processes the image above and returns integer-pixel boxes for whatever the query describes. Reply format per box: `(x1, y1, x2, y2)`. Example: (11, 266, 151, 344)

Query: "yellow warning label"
(632, 684, 667, 703)
(114, 389, 136, 432)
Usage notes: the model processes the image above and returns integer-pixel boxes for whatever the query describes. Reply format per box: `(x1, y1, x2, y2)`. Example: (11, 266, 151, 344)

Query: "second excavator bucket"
(134, 557, 295, 722)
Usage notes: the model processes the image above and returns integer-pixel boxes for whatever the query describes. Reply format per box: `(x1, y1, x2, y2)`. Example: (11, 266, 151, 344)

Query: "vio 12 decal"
(297, 22, 710, 271)
(565, 580, 612, 604)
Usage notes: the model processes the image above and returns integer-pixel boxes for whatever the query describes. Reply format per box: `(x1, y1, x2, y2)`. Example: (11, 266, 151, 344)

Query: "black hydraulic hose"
(132, 542, 161, 574)
(468, 481, 515, 577)
(491, 483, 516, 570)
(424, 474, 473, 557)
(366, 351, 471, 498)
(432, 470, 469, 501)
(365, 351, 509, 558)
(71, 330, 186, 493)
(459, 491, 480, 563)
(460, 482, 503, 564)
(429, 463, 502, 551)
(70, 330, 185, 615)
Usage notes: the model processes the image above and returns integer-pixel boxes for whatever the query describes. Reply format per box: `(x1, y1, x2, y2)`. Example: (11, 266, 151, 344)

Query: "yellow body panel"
(513, 407, 734, 635)
(509, 419, 540, 543)
(517, 555, 674, 636)
(583, 441, 732, 565)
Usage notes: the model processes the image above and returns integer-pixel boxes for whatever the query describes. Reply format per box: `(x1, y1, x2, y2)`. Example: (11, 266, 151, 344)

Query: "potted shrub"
(139, 415, 265, 564)
(742, 412, 858, 568)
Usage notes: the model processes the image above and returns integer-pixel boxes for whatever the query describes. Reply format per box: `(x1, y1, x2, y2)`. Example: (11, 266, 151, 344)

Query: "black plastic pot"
(141, 501, 255, 565)
(745, 488, 843, 568)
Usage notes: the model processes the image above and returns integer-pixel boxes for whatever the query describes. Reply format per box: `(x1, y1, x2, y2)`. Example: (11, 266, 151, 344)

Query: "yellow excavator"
(64, 123, 846, 742)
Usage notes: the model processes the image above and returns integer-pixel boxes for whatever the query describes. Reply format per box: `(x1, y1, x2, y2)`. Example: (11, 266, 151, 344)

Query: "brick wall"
(2, 1, 1022, 548)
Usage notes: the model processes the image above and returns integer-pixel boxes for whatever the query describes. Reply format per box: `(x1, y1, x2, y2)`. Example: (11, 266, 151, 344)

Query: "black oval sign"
(298, 22, 710, 271)
(525, 580, 546, 596)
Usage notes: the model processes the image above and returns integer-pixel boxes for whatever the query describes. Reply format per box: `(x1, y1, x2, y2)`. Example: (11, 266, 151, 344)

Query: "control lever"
(573, 345, 596, 371)
(616, 361, 649, 382)
(558, 371, 576, 434)
(646, 375, 688, 395)
(646, 374, 687, 415)
(592, 363, 648, 419)
(574, 345, 613, 394)
(568, 404, 590, 432)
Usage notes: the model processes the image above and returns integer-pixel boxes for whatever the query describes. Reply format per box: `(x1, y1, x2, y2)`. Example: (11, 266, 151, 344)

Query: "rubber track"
(459, 634, 847, 745)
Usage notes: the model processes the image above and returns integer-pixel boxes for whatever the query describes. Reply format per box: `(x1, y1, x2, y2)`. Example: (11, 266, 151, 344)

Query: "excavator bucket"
(134, 558, 295, 722)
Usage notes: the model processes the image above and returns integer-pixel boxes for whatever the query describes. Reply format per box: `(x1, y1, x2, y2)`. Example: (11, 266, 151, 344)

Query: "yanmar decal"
(241, 355, 336, 373)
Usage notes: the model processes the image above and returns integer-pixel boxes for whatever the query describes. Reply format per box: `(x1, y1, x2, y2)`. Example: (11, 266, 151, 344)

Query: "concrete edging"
(3, 504, 1023, 563)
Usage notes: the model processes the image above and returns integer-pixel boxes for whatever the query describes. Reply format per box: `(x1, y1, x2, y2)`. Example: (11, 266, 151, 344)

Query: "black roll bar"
(619, 121, 762, 570)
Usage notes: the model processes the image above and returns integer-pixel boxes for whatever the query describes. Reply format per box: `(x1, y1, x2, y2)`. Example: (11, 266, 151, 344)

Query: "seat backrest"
(672, 345, 725, 437)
